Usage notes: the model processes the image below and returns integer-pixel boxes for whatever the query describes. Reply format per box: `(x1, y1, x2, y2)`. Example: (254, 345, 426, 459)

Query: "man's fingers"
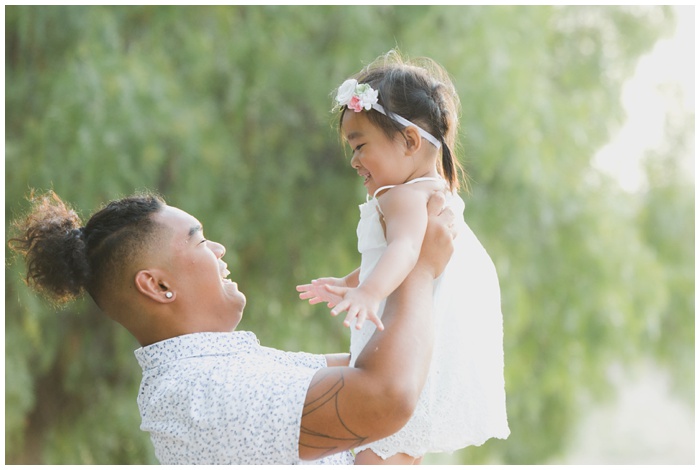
(442, 209, 457, 239)
(427, 190, 456, 238)
(426, 190, 447, 216)
(440, 208, 455, 227)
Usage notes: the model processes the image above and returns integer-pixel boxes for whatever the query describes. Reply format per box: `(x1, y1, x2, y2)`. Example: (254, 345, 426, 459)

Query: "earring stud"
(165, 292, 173, 299)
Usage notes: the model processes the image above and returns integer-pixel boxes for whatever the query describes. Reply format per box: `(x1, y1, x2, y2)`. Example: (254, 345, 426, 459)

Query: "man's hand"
(416, 191, 456, 279)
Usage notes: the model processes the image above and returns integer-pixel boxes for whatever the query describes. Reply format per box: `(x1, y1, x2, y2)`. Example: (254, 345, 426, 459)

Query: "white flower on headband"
(334, 78, 442, 149)
(336, 79, 379, 113)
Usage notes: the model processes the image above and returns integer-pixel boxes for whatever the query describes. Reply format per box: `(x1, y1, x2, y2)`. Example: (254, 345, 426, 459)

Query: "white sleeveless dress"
(349, 177, 510, 458)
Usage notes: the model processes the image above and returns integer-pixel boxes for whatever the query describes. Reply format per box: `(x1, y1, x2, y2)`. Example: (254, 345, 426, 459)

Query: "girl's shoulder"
(377, 178, 446, 215)
(377, 178, 446, 201)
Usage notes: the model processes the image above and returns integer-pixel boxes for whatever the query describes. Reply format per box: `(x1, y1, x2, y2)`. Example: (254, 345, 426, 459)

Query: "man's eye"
(199, 239, 208, 245)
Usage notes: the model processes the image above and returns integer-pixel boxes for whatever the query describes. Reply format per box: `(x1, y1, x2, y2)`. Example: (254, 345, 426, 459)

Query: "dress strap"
(371, 177, 443, 199)
(404, 176, 443, 186)
(372, 184, 398, 199)
(368, 177, 445, 215)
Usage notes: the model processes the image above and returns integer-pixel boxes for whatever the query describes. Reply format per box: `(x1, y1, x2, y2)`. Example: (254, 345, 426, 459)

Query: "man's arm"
(324, 353, 350, 367)
(298, 191, 455, 461)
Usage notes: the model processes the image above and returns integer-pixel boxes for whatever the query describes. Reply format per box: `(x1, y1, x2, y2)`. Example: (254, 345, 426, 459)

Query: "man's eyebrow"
(188, 225, 202, 239)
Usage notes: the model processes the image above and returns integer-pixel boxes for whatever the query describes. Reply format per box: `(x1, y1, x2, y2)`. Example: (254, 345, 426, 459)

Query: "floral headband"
(335, 79, 442, 149)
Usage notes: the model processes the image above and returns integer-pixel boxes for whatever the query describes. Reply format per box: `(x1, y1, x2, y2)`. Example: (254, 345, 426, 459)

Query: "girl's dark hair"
(336, 50, 465, 191)
(9, 190, 165, 305)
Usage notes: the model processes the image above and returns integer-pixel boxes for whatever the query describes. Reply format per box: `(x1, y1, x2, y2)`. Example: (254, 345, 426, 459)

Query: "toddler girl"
(297, 51, 509, 464)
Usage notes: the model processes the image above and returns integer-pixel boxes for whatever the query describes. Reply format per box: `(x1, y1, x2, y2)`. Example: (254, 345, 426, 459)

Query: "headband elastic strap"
(372, 103, 442, 149)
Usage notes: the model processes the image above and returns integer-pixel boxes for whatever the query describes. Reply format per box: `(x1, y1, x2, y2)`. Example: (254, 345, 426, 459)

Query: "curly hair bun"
(9, 191, 90, 303)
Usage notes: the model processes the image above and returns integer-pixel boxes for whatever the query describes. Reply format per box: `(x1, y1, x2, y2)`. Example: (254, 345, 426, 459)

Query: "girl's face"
(342, 111, 416, 196)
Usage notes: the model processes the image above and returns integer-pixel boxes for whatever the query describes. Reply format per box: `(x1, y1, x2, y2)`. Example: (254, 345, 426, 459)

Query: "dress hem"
(354, 429, 511, 460)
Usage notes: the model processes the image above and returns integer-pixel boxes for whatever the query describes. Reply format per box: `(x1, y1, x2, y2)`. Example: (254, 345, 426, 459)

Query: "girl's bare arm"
(355, 185, 429, 301)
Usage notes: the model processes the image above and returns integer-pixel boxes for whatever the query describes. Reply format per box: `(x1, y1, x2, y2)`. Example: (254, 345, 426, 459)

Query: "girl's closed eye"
(354, 143, 365, 153)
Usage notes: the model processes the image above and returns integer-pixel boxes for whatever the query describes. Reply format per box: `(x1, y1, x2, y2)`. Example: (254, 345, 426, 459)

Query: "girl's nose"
(350, 153, 360, 170)
(208, 240, 226, 259)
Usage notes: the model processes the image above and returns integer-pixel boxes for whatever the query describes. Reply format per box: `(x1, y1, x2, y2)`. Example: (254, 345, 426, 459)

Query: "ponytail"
(9, 191, 91, 303)
(432, 81, 464, 193)
(9, 190, 165, 305)
(439, 138, 458, 192)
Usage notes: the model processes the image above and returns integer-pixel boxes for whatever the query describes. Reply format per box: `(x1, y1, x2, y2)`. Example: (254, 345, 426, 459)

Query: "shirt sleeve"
(259, 345, 328, 369)
(218, 360, 319, 464)
(143, 356, 324, 464)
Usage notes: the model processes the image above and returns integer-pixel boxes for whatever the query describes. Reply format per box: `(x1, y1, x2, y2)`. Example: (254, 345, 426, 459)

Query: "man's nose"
(208, 240, 226, 259)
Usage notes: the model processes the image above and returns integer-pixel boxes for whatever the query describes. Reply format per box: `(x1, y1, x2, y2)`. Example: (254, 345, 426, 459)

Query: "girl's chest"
(357, 199, 387, 252)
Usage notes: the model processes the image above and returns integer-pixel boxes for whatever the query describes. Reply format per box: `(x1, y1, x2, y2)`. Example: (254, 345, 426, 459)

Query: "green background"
(5, 5, 693, 464)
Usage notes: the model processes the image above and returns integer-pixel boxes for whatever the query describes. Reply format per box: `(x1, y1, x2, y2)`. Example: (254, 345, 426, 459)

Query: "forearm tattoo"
(300, 370, 367, 459)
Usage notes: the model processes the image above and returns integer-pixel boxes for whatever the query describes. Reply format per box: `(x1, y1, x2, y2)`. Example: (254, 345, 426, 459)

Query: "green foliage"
(5, 5, 688, 465)
(637, 107, 695, 402)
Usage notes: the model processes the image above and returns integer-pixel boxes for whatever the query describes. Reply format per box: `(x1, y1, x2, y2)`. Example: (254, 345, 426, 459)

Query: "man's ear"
(403, 126, 422, 156)
(134, 269, 174, 303)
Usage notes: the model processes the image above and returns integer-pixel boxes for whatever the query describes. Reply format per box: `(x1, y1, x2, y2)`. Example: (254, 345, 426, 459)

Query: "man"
(10, 190, 455, 464)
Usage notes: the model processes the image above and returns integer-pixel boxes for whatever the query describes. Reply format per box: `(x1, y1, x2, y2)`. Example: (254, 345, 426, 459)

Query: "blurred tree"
(5, 5, 686, 465)
(637, 97, 694, 403)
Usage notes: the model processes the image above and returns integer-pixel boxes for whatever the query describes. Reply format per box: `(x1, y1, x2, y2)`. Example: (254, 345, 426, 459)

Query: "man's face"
(155, 205, 246, 331)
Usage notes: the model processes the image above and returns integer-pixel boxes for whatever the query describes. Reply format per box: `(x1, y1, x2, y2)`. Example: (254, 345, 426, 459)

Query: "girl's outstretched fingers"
(297, 281, 345, 307)
(296, 283, 313, 297)
(344, 305, 361, 328)
(368, 313, 385, 331)
(330, 299, 350, 318)
(296, 284, 322, 304)
(325, 285, 350, 317)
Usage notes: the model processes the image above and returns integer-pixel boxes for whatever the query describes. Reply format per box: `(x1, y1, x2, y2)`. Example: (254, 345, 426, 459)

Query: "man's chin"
(230, 290, 246, 313)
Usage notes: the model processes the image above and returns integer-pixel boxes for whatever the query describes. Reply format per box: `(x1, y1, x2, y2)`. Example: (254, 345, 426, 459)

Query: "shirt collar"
(134, 331, 260, 371)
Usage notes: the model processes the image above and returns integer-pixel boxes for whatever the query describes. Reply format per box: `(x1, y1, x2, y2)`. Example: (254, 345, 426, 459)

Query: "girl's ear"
(134, 269, 174, 303)
(403, 126, 422, 156)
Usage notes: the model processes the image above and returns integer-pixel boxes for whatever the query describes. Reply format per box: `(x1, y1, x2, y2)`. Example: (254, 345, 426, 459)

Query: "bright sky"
(591, 5, 695, 193)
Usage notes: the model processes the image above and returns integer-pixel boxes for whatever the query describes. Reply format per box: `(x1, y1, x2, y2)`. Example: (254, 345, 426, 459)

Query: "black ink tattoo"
(299, 370, 367, 459)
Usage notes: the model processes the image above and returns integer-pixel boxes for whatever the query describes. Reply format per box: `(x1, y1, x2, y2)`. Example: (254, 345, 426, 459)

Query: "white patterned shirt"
(134, 331, 354, 465)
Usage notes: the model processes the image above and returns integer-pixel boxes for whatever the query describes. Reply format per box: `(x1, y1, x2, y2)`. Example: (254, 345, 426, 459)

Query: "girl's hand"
(296, 277, 346, 308)
(325, 285, 385, 331)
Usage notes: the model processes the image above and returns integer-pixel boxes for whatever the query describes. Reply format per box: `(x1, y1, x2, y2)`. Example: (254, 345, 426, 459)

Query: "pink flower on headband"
(336, 79, 378, 112)
(334, 78, 442, 149)
(348, 95, 363, 112)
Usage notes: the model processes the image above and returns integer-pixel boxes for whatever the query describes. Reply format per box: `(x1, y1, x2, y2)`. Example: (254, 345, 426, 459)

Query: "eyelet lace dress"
(349, 177, 510, 459)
